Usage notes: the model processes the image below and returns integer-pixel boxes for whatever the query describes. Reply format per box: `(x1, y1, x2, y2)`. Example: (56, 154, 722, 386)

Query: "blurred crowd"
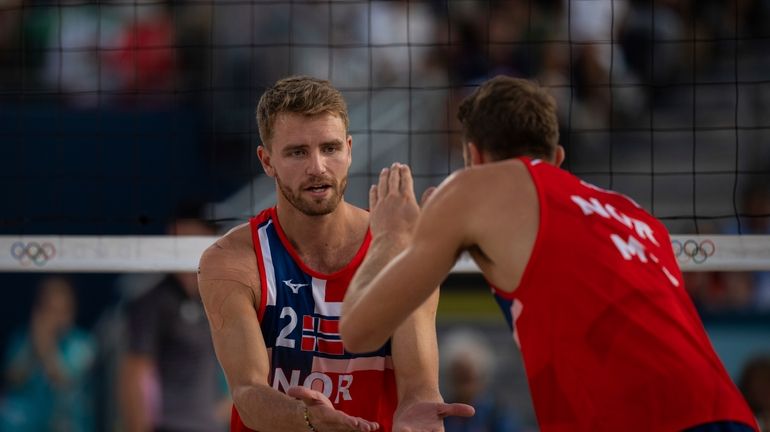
(1, 208, 232, 432)
(0, 272, 230, 432)
(1, 0, 769, 110)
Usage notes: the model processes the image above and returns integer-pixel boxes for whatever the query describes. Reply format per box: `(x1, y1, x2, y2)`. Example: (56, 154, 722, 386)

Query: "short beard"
(276, 174, 348, 216)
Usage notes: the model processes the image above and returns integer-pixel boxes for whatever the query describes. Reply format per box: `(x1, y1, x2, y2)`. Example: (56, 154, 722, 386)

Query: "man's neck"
(275, 200, 367, 274)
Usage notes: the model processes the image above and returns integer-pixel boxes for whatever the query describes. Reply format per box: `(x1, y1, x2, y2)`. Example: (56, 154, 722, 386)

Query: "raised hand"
(369, 163, 421, 241)
(287, 386, 380, 432)
(393, 400, 476, 432)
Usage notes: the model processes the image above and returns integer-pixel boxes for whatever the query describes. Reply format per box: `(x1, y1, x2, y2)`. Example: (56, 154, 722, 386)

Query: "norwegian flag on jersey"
(301, 315, 344, 355)
(300, 272, 349, 356)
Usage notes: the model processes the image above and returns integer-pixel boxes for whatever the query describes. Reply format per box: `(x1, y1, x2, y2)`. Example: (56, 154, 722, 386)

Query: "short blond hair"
(256, 76, 349, 147)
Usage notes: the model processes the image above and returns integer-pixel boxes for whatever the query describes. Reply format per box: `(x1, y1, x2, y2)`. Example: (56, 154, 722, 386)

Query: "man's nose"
(306, 150, 327, 175)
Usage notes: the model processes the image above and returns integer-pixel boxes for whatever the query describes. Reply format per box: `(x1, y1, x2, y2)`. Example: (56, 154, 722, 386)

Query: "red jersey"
(491, 158, 758, 431)
(231, 208, 397, 431)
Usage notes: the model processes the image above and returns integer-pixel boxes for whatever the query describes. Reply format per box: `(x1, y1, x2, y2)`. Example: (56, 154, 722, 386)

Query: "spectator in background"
(737, 182, 770, 310)
(681, 219, 755, 314)
(739, 355, 770, 431)
(619, 0, 686, 106)
(442, 329, 521, 432)
(0, 0, 23, 89)
(105, 2, 177, 105)
(370, 0, 438, 86)
(709, 181, 770, 312)
(683, 270, 754, 314)
(118, 211, 230, 432)
(0, 276, 96, 432)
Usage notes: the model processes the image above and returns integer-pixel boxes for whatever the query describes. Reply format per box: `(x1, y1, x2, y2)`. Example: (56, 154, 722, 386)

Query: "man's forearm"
(232, 383, 309, 432)
(392, 289, 442, 405)
(344, 235, 409, 315)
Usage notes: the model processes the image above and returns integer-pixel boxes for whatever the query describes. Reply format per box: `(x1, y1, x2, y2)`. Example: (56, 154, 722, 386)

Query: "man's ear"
(346, 135, 353, 166)
(257, 145, 276, 177)
(467, 142, 486, 166)
(554, 145, 565, 167)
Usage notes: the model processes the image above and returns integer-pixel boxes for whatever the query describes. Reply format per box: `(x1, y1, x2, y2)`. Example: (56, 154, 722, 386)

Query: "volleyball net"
(1, 0, 769, 273)
(1, 234, 770, 273)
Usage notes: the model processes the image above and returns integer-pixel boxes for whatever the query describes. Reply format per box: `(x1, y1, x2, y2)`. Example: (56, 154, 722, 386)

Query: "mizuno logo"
(283, 279, 309, 294)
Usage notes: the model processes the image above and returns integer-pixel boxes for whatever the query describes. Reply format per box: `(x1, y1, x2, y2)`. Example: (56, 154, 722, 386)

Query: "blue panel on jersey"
(494, 294, 515, 331)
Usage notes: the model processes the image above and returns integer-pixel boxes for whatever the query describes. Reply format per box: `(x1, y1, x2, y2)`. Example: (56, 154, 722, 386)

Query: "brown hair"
(457, 76, 559, 161)
(256, 76, 349, 147)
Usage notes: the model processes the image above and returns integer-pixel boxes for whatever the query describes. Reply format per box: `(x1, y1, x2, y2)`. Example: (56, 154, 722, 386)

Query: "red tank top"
(231, 208, 397, 431)
(491, 158, 758, 431)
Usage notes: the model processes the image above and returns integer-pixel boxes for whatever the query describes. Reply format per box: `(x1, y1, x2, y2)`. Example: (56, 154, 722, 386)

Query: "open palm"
(287, 386, 380, 432)
(393, 401, 475, 432)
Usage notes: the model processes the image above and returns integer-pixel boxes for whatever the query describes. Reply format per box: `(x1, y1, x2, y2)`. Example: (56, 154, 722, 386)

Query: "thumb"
(420, 186, 437, 208)
(437, 403, 476, 418)
(287, 386, 325, 406)
(369, 184, 379, 210)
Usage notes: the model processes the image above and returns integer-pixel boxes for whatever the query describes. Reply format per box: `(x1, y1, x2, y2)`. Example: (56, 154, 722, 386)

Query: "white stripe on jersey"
(258, 220, 278, 308)
(312, 355, 394, 374)
(312, 278, 342, 316)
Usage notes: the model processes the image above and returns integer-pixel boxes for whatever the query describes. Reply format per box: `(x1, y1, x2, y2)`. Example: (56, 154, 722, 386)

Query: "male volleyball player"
(341, 76, 759, 432)
(198, 76, 473, 432)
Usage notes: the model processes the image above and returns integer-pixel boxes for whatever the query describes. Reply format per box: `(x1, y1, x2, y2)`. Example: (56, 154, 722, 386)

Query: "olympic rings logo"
(672, 239, 715, 264)
(10, 242, 56, 267)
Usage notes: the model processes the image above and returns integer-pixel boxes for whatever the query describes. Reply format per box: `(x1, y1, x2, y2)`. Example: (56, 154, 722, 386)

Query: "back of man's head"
(457, 76, 560, 162)
(256, 76, 349, 148)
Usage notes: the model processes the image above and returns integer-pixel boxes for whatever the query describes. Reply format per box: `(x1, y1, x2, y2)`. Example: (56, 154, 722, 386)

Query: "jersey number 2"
(277, 307, 297, 348)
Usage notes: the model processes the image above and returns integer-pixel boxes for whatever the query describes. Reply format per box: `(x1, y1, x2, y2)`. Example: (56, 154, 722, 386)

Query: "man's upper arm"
(410, 174, 473, 269)
(198, 237, 269, 391)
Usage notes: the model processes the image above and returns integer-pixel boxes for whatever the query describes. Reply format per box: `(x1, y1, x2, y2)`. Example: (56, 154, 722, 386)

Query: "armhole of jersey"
(349, 229, 372, 270)
(249, 216, 269, 322)
(492, 157, 548, 301)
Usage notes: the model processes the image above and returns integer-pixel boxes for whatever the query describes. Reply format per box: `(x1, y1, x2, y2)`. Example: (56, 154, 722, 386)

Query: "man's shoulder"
(440, 160, 531, 200)
(198, 222, 260, 291)
(201, 222, 253, 262)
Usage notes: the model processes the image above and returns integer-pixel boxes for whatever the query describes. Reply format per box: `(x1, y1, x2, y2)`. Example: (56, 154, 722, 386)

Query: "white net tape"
(1, 235, 768, 273)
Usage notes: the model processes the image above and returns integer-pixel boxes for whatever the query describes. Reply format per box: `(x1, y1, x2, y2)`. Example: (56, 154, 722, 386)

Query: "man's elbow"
(340, 317, 384, 353)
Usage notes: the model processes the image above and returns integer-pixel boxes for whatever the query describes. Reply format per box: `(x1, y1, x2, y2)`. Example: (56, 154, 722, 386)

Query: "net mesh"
(0, 0, 769, 269)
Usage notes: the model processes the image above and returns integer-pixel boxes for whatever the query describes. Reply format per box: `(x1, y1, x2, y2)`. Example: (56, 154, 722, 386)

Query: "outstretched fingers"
(377, 163, 415, 200)
(378, 166, 391, 197)
(437, 402, 476, 419)
(398, 164, 415, 199)
(388, 163, 401, 197)
(369, 184, 379, 209)
(349, 416, 380, 432)
(288, 386, 380, 432)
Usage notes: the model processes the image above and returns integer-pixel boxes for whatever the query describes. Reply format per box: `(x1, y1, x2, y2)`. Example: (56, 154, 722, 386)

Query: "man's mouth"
(305, 184, 331, 193)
